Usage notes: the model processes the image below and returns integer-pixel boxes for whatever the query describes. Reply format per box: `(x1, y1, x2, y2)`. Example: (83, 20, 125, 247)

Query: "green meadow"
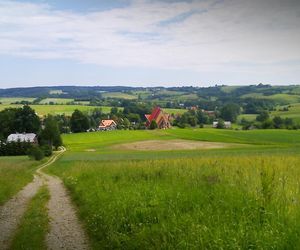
(46, 128, 300, 249)
(0, 156, 44, 205)
(0, 104, 114, 116)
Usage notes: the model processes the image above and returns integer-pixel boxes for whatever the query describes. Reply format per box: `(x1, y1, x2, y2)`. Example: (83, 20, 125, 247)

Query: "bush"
(149, 120, 158, 130)
(41, 144, 53, 157)
(28, 147, 45, 161)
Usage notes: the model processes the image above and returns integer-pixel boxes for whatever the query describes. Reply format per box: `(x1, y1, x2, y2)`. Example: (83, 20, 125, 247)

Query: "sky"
(0, 0, 300, 88)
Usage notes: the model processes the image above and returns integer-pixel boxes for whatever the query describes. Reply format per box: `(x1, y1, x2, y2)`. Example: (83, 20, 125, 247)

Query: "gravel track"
(0, 147, 90, 250)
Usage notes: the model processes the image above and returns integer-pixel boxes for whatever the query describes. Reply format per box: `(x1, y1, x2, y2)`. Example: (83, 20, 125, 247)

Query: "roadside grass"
(0, 156, 43, 205)
(48, 154, 300, 249)
(0, 104, 115, 116)
(11, 186, 50, 250)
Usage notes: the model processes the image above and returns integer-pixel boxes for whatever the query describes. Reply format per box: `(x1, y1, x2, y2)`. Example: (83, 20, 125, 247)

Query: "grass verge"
(11, 185, 50, 250)
(0, 156, 44, 205)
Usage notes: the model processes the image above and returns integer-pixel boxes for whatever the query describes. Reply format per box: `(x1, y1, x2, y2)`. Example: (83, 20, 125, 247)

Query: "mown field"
(0, 104, 114, 116)
(46, 128, 300, 249)
(0, 156, 43, 205)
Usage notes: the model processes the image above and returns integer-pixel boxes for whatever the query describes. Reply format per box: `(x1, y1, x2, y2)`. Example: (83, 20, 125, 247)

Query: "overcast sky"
(0, 0, 299, 88)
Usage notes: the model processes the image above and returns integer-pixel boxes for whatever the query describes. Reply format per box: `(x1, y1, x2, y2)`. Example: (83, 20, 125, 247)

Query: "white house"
(7, 133, 38, 144)
(212, 121, 232, 129)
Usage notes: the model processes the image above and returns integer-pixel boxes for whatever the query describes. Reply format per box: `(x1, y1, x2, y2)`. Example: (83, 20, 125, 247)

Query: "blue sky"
(0, 0, 299, 88)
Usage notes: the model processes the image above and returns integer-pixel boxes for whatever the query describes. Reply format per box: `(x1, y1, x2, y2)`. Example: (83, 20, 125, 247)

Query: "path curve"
(38, 147, 90, 250)
(0, 147, 90, 250)
(0, 149, 62, 250)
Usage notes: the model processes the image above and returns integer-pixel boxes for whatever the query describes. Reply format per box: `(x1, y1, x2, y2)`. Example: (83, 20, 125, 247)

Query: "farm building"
(145, 107, 171, 129)
(7, 133, 38, 144)
(212, 121, 232, 129)
(99, 120, 117, 131)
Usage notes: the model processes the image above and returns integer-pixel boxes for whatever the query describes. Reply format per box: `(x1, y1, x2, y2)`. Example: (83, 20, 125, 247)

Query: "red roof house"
(145, 107, 171, 129)
(99, 120, 117, 131)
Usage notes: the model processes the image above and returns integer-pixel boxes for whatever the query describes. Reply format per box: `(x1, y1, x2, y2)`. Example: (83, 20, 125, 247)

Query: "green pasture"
(164, 108, 186, 114)
(0, 97, 36, 104)
(39, 98, 74, 104)
(102, 92, 137, 100)
(0, 104, 114, 116)
(48, 128, 300, 249)
(271, 103, 300, 123)
(0, 156, 43, 205)
(241, 93, 300, 104)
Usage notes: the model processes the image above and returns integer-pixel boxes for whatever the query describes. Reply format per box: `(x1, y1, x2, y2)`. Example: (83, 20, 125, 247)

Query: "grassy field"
(241, 93, 300, 104)
(271, 103, 300, 123)
(39, 98, 74, 104)
(0, 156, 43, 205)
(239, 102, 300, 123)
(11, 186, 49, 250)
(0, 97, 36, 104)
(0, 104, 114, 116)
(102, 92, 137, 100)
(46, 128, 300, 249)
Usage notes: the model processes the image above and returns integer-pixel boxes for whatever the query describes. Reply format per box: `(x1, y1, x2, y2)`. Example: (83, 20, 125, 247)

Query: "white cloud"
(0, 0, 300, 74)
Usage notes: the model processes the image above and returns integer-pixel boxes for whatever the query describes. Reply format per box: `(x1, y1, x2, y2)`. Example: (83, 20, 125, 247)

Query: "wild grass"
(0, 156, 42, 205)
(62, 128, 300, 152)
(46, 129, 300, 248)
(11, 186, 50, 250)
(48, 155, 300, 249)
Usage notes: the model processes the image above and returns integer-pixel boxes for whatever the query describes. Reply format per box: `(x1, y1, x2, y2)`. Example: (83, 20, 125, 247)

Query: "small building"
(145, 107, 171, 129)
(98, 120, 117, 131)
(212, 121, 232, 129)
(7, 133, 38, 144)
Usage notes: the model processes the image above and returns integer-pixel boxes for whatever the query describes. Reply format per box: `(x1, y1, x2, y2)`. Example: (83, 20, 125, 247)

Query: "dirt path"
(0, 175, 44, 249)
(0, 147, 90, 250)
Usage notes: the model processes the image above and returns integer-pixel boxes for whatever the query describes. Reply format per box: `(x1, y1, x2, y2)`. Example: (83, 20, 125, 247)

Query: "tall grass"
(49, 155, 300, 249)
(0, 157, 42, 205)
(11, 186, 50, 250)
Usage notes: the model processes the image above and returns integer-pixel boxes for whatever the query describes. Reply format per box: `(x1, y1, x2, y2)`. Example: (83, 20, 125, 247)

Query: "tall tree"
(40, 115, 63, 149)
(220, 103, 240, 122)
(70, 109, 90, 133)
(15, 105, 41, 133)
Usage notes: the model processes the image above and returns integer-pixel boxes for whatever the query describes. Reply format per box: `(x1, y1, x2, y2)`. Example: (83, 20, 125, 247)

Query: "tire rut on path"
(0, 147, 90, 250)
(0, 175, 45, 249)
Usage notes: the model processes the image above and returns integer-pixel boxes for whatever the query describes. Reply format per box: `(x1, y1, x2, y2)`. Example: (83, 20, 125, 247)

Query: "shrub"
(149, 120, 158, 130)
(28, 147, 45, 161)
(41, 144, 53, 157)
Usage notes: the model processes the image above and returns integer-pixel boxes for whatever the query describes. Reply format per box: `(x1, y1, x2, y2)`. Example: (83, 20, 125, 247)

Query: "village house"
(145, 107, 171, 129)
(7, 133, 38, 144)
(98, 120, 117, 131)
(212, 121, 232, 129)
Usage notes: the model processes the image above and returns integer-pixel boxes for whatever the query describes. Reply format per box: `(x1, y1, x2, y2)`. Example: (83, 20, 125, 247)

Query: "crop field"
(0, 156, 42, 205)
(46, 128, 300, 249)
(0, 104, 114, 116)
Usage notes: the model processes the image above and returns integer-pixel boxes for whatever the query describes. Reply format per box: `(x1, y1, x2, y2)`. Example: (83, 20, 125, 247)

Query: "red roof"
(99, 120, 116, 128)
(145, 107, 161, 123)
